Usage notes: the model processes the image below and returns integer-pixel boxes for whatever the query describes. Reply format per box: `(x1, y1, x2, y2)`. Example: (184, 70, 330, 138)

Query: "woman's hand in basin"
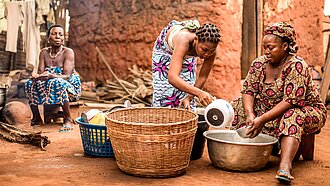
(246, 116, 263, 138)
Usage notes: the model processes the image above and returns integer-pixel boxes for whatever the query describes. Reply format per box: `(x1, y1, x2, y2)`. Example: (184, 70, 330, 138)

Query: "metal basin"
(204, 130, 278, 172)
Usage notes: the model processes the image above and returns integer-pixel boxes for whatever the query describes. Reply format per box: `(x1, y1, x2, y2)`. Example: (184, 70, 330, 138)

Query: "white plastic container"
(204, 99, 234, 128)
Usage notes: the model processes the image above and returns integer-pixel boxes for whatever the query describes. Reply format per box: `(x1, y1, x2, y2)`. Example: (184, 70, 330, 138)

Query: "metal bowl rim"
(203, 130, 278, 146)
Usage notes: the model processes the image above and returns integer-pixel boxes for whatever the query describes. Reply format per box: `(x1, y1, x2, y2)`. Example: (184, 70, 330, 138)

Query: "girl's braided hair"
(195, 23, 221, 44)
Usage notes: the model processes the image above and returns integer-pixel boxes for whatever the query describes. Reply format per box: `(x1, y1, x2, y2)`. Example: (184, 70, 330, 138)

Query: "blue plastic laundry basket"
(76, 117, 114, 157)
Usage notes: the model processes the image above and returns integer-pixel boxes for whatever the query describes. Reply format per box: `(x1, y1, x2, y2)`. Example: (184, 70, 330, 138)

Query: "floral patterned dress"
(231, 55, 327, 141)
(25, 66, 81, 106)
(152, 20, 197, 109)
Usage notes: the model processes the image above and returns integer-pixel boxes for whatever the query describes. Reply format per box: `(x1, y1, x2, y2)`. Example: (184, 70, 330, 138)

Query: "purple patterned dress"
(152, 20, 197, 109)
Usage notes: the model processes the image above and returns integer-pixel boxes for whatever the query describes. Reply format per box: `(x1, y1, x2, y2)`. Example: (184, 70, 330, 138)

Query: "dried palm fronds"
(80, 47, 153, 106)
(0, 122, 50, 150)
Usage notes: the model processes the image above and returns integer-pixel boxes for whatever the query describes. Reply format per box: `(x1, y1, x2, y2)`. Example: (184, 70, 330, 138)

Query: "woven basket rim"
(109, 126, 197, 137)
(105, 107, 198, 126)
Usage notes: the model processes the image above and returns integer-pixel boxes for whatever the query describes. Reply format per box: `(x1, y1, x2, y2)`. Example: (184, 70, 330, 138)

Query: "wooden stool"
(293, 130, 321, 161)
(272, 130, 320, 161)
(43, 101, 82, 123)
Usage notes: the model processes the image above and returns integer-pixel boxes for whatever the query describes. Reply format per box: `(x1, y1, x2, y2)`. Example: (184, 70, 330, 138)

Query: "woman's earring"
(283, 43, 288, 51)
(47, 40, 49, 43)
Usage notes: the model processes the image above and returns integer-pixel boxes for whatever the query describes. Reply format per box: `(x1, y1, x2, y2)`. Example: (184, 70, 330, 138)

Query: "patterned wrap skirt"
(25, 66, 81, 106)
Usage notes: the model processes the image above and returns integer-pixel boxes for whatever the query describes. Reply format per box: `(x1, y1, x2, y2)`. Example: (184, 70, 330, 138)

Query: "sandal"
(59, 119, 74, 132)
(275, 170, 294, 184)
(59, 123, 74, 132)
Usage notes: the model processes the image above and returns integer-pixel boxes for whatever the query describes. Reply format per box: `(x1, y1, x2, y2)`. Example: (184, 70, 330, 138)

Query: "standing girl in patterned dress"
(152, 20, 221, 110)
(25, 24, 81, 131)
(231, 22, 327, 184)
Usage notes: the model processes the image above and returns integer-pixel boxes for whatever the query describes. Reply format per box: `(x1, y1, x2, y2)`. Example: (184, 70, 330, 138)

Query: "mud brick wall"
(69, 0, 324, 101)
(68, 0, 243, 101)
(263, 0, 324, 67)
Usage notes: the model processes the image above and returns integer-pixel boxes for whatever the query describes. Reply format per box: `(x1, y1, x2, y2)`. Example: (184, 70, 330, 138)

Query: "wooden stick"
(96, 46, 131, 95)
(96, 47, 151, 106)
(119, 79, 137, 89)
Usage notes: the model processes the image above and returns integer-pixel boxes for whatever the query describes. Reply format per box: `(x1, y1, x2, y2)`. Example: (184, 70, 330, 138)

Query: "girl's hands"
(179, 90, 215, 110)
(197, 90, 215, 106)
(179, 96, 192, 110)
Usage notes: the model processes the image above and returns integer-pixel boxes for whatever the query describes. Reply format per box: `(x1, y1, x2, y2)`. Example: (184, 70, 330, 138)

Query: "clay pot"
(2, 101, 31, 128)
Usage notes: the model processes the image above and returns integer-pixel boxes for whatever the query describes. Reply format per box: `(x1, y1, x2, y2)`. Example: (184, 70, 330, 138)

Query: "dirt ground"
(0, 105, 329, 186)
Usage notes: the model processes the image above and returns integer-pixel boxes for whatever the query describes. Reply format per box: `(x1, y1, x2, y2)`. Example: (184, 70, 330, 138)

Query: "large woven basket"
(106, 107, 198, 178)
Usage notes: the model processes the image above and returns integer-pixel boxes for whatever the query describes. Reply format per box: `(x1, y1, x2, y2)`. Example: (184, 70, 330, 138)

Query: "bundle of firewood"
(94, 65, 153, 106)
(80, 47, 154, 106)
(0, 122, 50, 150)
